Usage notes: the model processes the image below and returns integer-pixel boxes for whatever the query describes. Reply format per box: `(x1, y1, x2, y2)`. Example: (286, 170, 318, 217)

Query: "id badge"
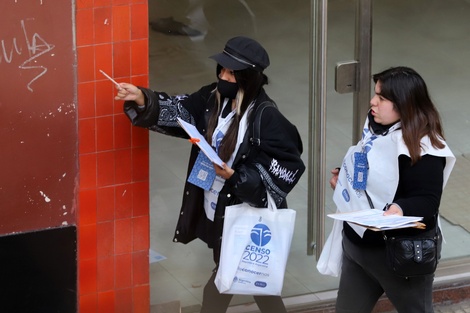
(353, 152, 368, 190)
(187, 151, 216, 190)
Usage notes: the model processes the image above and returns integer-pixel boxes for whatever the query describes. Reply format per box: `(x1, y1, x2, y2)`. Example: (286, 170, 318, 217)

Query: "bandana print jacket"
(124, 83, 305, 263)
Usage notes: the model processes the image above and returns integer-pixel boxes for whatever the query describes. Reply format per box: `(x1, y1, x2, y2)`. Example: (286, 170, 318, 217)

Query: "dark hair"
(372, 66, 444, 164)
(206, 67, 268, 161)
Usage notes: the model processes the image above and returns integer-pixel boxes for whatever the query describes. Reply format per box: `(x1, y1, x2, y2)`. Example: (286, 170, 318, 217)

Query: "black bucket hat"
(209, 36, 270, 72)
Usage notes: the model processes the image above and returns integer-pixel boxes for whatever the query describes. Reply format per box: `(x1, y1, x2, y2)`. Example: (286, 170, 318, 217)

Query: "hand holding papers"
(177, 117, 224, 167)
(328, 209, 425, 231)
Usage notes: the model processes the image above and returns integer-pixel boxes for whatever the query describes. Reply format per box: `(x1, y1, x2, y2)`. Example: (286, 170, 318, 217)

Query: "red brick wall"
(76, 0, 150, 312)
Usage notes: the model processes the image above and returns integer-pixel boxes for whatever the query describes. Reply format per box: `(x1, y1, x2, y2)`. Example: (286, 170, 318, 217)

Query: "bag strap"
(249, 101, 276, 147)
(364, 190, 375, 209)
(247, 101, 283, 206)
(266, 191, 278, 212)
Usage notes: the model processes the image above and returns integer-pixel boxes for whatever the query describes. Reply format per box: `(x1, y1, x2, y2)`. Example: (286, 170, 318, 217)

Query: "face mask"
(217, 78, 239, 99)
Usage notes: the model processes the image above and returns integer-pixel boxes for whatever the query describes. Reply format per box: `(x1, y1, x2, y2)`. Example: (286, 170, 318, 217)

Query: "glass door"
(320, 0, 470, 298)
(148, 0, 470, 311)
(367, 0, 470, 267)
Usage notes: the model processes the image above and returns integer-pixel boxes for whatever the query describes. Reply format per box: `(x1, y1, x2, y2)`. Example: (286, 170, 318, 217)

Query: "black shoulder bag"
(383, 216, 442, 277)
(366, 194, 442, 277)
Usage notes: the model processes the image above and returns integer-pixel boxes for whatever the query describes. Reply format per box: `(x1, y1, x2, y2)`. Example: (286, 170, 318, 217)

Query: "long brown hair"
(206, 66, 268, 161)
(373, 66, 445, 164)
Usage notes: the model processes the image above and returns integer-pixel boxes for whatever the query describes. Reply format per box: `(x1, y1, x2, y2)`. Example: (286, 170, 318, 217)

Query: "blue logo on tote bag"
(250, 224, 272, 246)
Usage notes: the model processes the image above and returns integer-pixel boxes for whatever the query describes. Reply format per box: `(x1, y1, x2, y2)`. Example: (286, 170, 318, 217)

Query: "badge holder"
(353, 152, 368, 190)
(187, 151, 216, 190)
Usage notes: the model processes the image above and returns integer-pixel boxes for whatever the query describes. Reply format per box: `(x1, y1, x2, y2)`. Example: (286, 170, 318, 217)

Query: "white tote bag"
(316, 219, 343, 277)
(214, 194, 296, 296)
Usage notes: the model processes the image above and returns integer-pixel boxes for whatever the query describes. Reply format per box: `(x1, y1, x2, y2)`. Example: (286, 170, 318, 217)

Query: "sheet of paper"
(177, 117, 224, 167)
(328, 209, 424, 230)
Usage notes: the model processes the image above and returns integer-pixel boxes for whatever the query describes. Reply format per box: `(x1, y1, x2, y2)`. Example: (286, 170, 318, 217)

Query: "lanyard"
(212, 99, 236, 155)
(361, 121, 401, 153)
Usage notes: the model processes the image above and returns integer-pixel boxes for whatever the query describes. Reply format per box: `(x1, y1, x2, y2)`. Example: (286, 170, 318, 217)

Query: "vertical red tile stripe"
(77, 1, 150, 312)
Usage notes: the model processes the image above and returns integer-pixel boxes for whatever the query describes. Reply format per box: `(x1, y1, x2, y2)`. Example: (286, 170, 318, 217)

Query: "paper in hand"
(328, 209, 424, 231)
(177, 117, 224, 167)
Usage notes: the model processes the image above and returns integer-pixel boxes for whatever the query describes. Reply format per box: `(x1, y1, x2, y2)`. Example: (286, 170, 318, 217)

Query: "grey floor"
(146, 0, 470, 312)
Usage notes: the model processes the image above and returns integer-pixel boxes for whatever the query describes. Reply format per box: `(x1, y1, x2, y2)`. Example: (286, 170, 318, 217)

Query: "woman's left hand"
(214, 163, 234, 180)
(329, 167, 340, 190)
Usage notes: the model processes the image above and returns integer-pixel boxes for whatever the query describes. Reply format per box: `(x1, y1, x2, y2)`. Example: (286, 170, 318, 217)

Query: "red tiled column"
(76, 1, 150, 312)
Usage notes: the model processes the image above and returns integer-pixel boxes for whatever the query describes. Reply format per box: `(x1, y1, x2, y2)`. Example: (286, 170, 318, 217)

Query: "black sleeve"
(226, 106, 305, 208)
(225, 165, 267, 207)
(123, 87, 164, 128)
(393, 154, 446, 223)
(123, 83, 217, 137)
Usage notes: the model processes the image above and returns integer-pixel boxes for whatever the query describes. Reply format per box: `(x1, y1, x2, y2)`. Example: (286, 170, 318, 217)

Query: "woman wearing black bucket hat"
(114, 36, 305, 313)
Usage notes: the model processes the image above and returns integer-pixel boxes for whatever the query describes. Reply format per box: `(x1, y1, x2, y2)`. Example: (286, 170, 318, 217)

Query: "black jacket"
(124, 84, 305, 263)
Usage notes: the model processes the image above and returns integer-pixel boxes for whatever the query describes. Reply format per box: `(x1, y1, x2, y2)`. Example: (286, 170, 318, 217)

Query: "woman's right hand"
(329, 167, 340, 190)
(114, 83, 145, 106)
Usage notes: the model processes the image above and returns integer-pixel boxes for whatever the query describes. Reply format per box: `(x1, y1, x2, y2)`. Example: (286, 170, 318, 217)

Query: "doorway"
(147, 0, 470, 311)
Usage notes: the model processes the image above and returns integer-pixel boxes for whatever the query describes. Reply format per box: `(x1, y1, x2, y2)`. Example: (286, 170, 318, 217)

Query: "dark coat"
(124, 83, 305, 263)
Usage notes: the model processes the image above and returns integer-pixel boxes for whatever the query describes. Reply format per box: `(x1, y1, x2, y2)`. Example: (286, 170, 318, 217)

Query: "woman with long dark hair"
(321, 66, 455, 313)
(115, 36, 305, 313)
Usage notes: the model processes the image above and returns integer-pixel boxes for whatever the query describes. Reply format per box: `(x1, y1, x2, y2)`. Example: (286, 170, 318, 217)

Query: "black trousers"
(336, 234, 435, 313)
(200, 271, 287, 313)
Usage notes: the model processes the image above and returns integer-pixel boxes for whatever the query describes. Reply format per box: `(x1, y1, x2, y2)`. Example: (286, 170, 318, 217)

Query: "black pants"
(336, 234, 435, 313)
(200, 271, 287, 313)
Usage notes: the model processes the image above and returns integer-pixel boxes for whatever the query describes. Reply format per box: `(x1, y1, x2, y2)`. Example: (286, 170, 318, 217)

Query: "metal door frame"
(308, 0, 373, 256)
